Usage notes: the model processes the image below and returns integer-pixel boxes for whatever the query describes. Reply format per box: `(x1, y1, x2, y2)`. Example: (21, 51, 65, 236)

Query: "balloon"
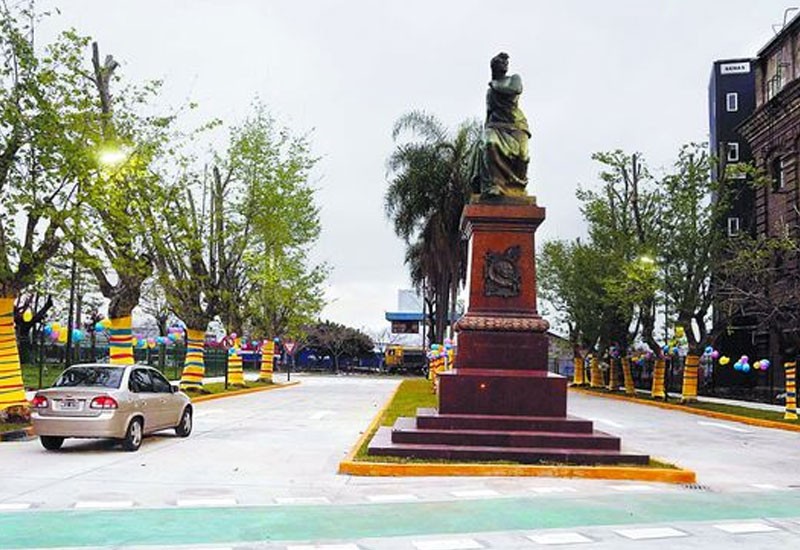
(741, 355, 749, 363)
(743, 363, 751, 373)
(704, 346, 713, 355)
(711, 350, 720, 359)
(58, 330, 67, 343)
(230, 332, 237, 340)
(94, 322, 103, 332)
(52, 323, 61, 333)
(228, 347, 236, 356)
(49, 330, 59, 341)
(754, 360, 762, 370)
(762, 359, 771, 369)
(675, 326, 685, 338)
(22, 310, 33, 323)
(72, 328, 83, 342)
(719, 356, 730, 365)
(44, 325, 53, 336)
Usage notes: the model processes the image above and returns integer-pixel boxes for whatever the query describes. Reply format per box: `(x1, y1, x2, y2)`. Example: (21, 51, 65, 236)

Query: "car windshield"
(54, 366, 124, 389)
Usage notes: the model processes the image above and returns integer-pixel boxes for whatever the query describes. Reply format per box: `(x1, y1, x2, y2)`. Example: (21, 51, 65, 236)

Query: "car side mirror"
(171, 385, 178, 393)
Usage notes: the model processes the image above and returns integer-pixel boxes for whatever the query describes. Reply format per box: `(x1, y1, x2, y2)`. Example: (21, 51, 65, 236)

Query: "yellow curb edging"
(571, 387, 800, 433)
(338, 381, 696, 484)
(341, 380, 403, 464)
(338, 459, 696, 483)
(191, 381, 300, 403)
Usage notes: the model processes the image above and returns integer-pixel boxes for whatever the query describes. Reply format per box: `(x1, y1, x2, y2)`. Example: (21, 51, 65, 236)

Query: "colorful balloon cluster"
(43, 322, 85, 344)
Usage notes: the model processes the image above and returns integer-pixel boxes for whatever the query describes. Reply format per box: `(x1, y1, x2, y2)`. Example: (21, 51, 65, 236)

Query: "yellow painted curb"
(338, 460, 696, 483)
(338, 381, 696, 484)
(340, 381, 403, 464)
(191, 381, 300, 403)
(571, 387, 800, 433)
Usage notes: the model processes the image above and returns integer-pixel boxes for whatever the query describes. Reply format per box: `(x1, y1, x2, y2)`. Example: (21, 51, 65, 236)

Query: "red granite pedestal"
(368, 203, 648, 465)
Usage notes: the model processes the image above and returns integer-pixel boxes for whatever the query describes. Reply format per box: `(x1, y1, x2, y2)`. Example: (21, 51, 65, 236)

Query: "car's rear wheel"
(121, 418, 143, 452)
(39, 436, 64, 451)
(175, 408, 192, 437)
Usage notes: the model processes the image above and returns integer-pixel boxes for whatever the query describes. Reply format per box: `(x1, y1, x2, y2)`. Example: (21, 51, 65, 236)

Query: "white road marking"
(531, 487, 578, 494)
(0, 503, 32, 511)
(287, 545, 360, 550)
(713, 522, 779, 534)
(609, 484, 654, 492)
(194, 410, 227, 417)
(176, 497, 237, 507)
(527, 532, 593, 544)
(74, 500, 134, 509)
(596, 418, 624, 428)
(697, 421, 751, 433)
(367, 493, 419, 503)
(450, 489, 500, 498)
(751, 483, 789, 491)
(309, 410, 332, 420)
(275, 496, 331, 505)
(615, 527, 688, 540)
(412, 539, 484, 550)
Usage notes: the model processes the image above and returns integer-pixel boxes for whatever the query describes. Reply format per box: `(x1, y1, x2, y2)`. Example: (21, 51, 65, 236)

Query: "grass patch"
(186, 379, 275, 396)
(22, 364, 65, 390)
(0, 422, 31, 435)
(352, 379, 679, 469)
(576, 386, 798, 425)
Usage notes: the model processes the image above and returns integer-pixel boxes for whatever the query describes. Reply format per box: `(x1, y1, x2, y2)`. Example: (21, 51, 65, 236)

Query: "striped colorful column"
(227, 346, 245, 386)
(589, 356, 603, 388)
(651, 358, 666, 399)
(607, 358, 618, 391)
(785, 361, 797, 421)
(0, 297, 27, 411)
(622, 357, 635, 395)
(108, 316, 134, 365)
(179, 328, 205, 391)
(259, 341, 275, 382)
(572, 356, 585, 386)
(681, 354, 700, 403)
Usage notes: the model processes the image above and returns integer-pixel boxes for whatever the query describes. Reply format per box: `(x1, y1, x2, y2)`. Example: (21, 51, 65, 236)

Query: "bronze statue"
(470, 52, 531, 201)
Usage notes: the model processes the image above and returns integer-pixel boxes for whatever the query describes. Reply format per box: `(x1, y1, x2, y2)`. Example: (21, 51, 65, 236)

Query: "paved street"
(1, 374, 799, 549)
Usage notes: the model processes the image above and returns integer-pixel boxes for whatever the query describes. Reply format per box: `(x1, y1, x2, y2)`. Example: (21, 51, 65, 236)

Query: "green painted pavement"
(1, 491, 799, 548)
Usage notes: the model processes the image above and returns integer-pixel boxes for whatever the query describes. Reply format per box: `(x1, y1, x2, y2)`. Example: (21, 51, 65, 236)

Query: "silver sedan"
(31, 363, 193, 451)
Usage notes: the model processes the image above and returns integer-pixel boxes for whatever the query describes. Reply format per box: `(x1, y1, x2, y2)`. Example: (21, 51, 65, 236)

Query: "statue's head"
(490, 52, 509, 80)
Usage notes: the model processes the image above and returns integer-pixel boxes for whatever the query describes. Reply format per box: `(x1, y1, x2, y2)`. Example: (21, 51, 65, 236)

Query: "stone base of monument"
(366, 202, 649, 466)
(367, 408, 648, 465)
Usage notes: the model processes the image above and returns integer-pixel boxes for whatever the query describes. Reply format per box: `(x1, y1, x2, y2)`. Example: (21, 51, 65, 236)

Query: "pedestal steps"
(366, 409, 649, 466)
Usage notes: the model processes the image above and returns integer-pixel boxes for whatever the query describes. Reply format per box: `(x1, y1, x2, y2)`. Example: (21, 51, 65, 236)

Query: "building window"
(727, 217, 740, 236)
(727, 142, 740, 162)
(726, 92, 738, 112)
(771, 156, 785, 190)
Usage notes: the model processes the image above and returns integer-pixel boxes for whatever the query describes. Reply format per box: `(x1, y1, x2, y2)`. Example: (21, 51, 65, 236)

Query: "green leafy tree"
(385, 111, 479, 344)
(576, 151, 664, 356)
(1, 5, 95, 410)
(305, 321, 374, 373)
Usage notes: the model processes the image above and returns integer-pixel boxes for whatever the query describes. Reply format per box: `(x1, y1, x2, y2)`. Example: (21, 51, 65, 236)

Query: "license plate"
(60, 399, 79, 410)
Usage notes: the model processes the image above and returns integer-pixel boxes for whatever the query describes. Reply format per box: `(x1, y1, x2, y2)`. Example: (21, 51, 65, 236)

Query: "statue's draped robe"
(472, 74, 531, 197)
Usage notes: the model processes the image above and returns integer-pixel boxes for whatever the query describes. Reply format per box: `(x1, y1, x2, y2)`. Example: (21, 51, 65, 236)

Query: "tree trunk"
(622, 357, 635, 395)
(227, 345, 245, 387)
(589, 355, 603, 388)
(681, 354, 700, 403)
(108, 316, 134, 365)
(0, 296, 27, 412)
(651, 358, 666, 399)
(572, 355, 586, 386)
(179, 327, 207, 391)
(259, 340, 275, 382)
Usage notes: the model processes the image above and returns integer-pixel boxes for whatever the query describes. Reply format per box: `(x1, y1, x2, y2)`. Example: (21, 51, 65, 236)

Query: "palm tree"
(385, 111, 479, 344)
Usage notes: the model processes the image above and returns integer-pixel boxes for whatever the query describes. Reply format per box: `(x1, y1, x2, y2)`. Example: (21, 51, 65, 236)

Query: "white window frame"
(727, 142, 740, 162)
(775, 157, 786, 189)
(727, 217, 740, 237)
(726, 92, 739, 112)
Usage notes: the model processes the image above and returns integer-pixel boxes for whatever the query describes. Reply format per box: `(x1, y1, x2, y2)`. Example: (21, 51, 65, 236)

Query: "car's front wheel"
(39, 436, 64, 451)
(175, 408, 192, 438)
(121, 418, 143, 452)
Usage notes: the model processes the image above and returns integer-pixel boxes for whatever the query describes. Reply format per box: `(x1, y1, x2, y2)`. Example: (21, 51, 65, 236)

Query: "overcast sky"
(37, 1, 794, 333)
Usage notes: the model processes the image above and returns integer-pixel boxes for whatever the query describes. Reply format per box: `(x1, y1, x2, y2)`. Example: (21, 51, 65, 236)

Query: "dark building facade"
(735, 13, 800, 397)
(709, 58, 757, 238)
(709, 59, 761, 393)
